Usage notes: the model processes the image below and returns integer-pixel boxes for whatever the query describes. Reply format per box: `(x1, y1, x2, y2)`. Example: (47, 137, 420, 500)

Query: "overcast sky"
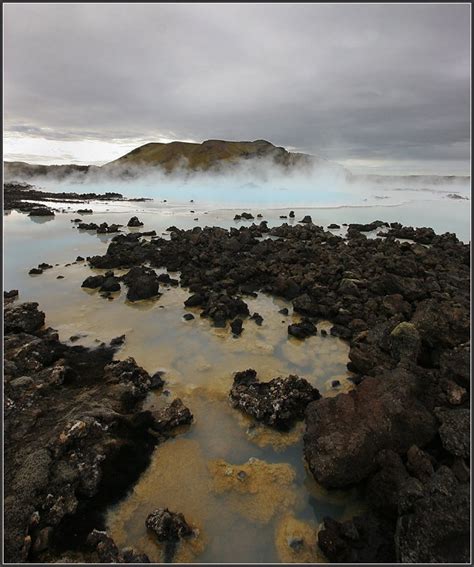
(3, 3, 471, 174)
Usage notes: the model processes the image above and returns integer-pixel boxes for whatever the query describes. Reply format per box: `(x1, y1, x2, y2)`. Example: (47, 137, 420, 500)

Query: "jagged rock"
(435, 407, 470, 458)
(395, 466, 470, 562)
(151, 399, 193, 434)
(145, 508, 193, 542)
(230, 369, 320, 430)
(127, 216, 144, 227)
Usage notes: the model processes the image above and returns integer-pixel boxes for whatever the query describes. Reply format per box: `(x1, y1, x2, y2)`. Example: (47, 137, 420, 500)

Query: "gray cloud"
(4, 3, 471, 172)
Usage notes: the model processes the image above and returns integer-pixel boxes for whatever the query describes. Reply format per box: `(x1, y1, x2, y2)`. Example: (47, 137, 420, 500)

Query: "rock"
(230, 369, 320, 430)
(28, 208, 55, 217)
(99, 277, 121, 293)
(299, 215, 312, 223)
(77, 209, 93, 214)
(395, 466, 470, 562)
(439, 343, 470, 388)
(4, 302, 45, 334)
(87, 529, 149, 563)
(76, 256, 84, 261)
(150, 371, 165, 389)
(389, 322, 420, 363)
(29, 268, 43, 275)
(38, 263, 53, 270)
(365, 450, 411, 519)
(328, 223, 340, 229)
(289, 211, 295, 218)
(151, 399, 193, 434)
(184, 293, 206, 308)
(406, 445, 434, 483)
(412, 299, 470, 351)
(9, 376, 34, 389)
(330, 324, 351, 340)
(304, 368, 437, 488)
(250, 312, 263, 326)
(183, 313, 195, 321)
(123, 266, 160, 301)
(127, 216, 144, 227)
(318, 514, 395, 562)
(103, 357, 152, 406)
(331, 380, 340, 388)
(288, 319, 317, 339)
(230, 318, 243, 336)
(81, 275, 105, 289)
(435, 407, 469, 458)
(292, 293, 318, 316)
(110, 335, 125, 347)
(278, 308, 289, 316)
(145, 508, 193, 542)
(4, 290, 19, 299)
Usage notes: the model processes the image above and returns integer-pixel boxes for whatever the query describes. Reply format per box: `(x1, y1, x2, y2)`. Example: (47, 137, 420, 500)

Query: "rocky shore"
(3, 300, 192, 563)
(3, 210, 470, 563)
(4, 182, 150, 215)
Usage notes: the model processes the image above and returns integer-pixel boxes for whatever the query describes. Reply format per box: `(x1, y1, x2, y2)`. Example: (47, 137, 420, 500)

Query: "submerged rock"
(230, 369, 320, 430)
(145, 508, 193, 542)
(209, 457, 297, 523)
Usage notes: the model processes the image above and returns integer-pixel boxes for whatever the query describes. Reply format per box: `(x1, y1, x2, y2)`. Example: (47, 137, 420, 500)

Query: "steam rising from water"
(5, 156, 471, 209)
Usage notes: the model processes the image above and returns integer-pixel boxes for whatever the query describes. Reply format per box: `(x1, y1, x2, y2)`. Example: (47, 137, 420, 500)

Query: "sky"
(3, 3, 471, 175)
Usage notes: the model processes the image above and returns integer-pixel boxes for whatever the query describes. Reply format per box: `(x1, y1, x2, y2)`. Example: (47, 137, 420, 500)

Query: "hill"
(104, 139, 336, 173)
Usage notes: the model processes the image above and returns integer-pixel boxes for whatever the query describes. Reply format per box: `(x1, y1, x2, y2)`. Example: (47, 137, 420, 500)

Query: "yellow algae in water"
(238, 413, 305, 451)
(275, 514, 326, 563)
(107, 438, 213, 562)
(208, 458, 297, 523)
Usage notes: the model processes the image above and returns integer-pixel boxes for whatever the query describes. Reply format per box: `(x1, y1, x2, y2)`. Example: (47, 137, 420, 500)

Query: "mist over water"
(9, 159, 469, 240)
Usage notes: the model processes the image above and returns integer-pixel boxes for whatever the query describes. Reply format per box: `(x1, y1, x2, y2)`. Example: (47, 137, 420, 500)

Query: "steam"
(4, 155, 471, 209)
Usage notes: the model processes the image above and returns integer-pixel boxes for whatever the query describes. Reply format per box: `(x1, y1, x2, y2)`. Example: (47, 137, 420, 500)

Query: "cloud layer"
(4, 3, 471, 173)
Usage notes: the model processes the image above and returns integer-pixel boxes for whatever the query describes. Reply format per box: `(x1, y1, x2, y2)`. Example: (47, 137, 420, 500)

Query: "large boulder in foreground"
(395, 466, 470, 563)
(304, 368, 436, 488)
(230, 369, 320, 430)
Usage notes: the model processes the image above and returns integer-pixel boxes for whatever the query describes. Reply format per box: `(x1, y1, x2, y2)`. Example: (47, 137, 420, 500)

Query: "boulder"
(230, 369, 320, 430)
(304, 368, 437, 488)
(395, 466, 470, 562)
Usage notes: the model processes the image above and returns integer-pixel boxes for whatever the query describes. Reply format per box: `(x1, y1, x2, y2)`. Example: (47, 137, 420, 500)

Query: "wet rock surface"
(230, 369, 320, 430)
